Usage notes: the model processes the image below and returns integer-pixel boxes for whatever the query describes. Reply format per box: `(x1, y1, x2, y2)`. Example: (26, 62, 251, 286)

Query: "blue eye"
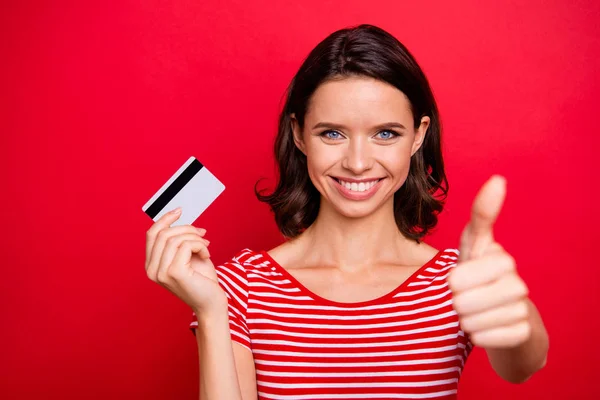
(321, 130, 343, 140)
(376, 130, 399, 140)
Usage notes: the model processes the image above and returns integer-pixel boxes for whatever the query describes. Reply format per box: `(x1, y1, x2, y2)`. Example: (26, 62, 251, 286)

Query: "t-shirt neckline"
(258, 249, 445, 308)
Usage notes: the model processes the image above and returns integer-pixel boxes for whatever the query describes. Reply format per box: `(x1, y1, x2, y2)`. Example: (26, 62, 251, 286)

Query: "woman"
(144, 24, 549, 399)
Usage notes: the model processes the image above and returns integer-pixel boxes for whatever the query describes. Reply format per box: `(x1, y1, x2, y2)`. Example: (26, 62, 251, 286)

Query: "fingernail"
(171, 207, 181, 214)
(196, 228, 206, 234)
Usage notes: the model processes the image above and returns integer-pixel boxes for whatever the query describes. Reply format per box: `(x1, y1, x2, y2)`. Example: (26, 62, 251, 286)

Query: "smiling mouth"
(332, 177, 384, 193)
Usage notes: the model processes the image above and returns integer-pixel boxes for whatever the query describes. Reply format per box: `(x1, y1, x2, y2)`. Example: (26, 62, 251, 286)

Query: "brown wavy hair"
(255, 24, 448, 242)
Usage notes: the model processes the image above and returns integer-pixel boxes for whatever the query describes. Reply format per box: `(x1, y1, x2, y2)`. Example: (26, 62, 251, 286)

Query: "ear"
(410, 116, 430, 156)
(291, 113, 306, 155)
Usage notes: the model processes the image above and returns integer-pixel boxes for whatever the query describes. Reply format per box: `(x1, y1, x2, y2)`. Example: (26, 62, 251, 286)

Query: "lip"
(330, 176, 384, 201)
(331, 176, 384, 184)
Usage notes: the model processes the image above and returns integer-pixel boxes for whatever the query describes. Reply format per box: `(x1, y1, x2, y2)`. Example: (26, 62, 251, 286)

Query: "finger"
(148, 225, 207, 269)
(147, 226, 208, 279)
(452, 274, 528, 316)
(459, 300, 528, 334)
(470, 321, 531, 348)
(448, 245, 514, 293)
(156, 234, 209, 283)
(145, 208, 203, 266)
(460, 175, 507, 260)
(146, 207, 182, 266)
(169, 240, 212, 281)
(458, 225, 471, 263)
(470, 175, 506, 237)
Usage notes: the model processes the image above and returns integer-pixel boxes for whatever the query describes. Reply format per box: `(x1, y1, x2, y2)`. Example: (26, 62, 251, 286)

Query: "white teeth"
(339, 179, 379, 192)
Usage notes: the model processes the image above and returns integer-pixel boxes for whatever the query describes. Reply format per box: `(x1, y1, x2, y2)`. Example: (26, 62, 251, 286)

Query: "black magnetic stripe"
(145, 159, 204, 219)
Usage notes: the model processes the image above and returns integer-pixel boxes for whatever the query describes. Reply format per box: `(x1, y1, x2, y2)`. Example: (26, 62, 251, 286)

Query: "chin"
(326, 193, 393, 220)
(332, 203, 378, 219)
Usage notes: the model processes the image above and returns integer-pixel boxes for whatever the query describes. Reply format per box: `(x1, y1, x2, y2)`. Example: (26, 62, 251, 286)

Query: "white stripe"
(252, 344, 461, 358)
(243, 253, 266, 264)
(251, 332, 461, 349)
(217, 266, 248, 294)
(254, 354, 462, 367)
(253, 283, 451, 303)
(219, 261, 248, 282)
(418, 265, 453, 276)
(247, 274, 292, 285)
(251, 321, 460, 339)
(424, 266, 453, 273)
(216, 270, 248, 307)
(256, 366, 460, 378)
(248, 290, 451, 312)
(252, 291, 311, 301)
(228, 316, 247, 332)
(248, 310, 457, 330)
(248, 299, 453, 321)
(248, 268, 282, 277)
(222, 290, 243, 315)
(257, 378, 458, 389)
(227, 306, 245, 321)
(257, 390, 457, 400)
(391, 283, 450, 298)
(230, 329, 249, 343)
(249, 282, 303, 293)
(408, 274, 450, 286)
(232, 248, 253, 260)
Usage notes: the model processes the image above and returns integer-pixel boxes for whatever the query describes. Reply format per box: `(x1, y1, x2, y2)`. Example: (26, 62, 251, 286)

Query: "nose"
(341, 137, 373, 175)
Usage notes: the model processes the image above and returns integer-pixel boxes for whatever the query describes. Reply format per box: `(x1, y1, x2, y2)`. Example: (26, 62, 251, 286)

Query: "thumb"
(460, 175, 507, 261)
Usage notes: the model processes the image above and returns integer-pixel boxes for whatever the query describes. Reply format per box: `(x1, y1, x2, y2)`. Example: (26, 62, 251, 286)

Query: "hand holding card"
(142, 157, 228, 316)
(144, 208, 227, 316)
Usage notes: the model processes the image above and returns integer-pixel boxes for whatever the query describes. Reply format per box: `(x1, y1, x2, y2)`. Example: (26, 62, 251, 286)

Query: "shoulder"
(216, 248, 271, 276)
(213, 249, 270, 303)
(439, 247, 460, 258)
(400, 242, 459, 269)
(429, 247, 460, 274)
(214, 248, 286, 299)
(416, 247, 460, 274)
(405, 247, 460, 287)
(435, 247, 460, 265)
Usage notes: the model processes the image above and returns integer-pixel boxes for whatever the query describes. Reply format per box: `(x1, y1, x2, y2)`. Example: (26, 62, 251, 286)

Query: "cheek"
(304, 144, 335, 187)
(382, 144, 412, 173)
(305, 141, 337, 169)
(379, 145, 413, 190)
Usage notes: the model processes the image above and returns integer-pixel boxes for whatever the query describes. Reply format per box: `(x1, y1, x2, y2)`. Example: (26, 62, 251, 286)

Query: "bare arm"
(485, 299, 549, 383)
(143, 210, 256, 398)
(231, 343, 258, 399)
(195, 306, 258, 400)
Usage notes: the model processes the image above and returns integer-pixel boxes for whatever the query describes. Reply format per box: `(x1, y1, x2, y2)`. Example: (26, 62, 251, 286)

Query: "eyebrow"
(311, 122, 407, 131)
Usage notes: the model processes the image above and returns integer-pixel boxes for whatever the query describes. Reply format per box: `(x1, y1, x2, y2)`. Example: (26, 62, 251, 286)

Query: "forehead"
(306, 76, 414, 125)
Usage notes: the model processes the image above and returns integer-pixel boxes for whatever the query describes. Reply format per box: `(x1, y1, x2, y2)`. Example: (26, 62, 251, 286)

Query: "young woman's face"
(292, 76, 430, 219)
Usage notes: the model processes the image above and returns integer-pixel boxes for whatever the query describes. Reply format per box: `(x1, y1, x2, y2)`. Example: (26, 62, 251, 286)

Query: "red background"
(2, 0, 598, 399)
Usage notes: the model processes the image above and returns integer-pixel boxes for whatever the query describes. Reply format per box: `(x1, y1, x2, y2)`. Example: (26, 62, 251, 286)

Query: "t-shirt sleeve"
(189, 259, 251, 351)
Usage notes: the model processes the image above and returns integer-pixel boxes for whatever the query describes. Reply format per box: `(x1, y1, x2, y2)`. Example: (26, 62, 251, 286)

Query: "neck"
(299, 197, 418, 270)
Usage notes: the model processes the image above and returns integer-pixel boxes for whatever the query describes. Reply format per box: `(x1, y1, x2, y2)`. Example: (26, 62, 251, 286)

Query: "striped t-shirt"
(190, 248, 472, 399)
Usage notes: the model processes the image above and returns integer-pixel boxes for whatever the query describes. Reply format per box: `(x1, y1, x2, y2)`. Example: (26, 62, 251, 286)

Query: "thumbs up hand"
(448, 175, 531, 349)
